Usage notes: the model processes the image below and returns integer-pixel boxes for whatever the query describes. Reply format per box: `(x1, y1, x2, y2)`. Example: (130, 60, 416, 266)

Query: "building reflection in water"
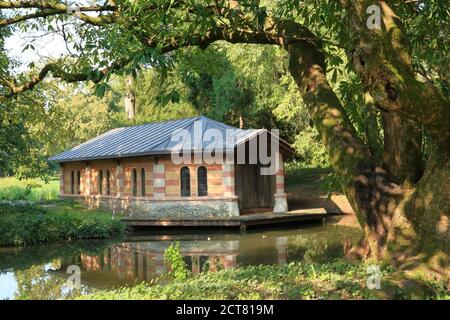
(58, 233, 289, 288)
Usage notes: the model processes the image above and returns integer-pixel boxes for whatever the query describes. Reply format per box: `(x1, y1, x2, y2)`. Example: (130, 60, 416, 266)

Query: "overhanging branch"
(0, 58, 129, 100)
(1, 18, 318, 100)
(0, 1, 117, 26)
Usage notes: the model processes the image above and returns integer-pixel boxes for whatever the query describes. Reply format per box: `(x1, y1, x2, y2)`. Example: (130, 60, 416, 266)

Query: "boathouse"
(49, 116, 293, 217)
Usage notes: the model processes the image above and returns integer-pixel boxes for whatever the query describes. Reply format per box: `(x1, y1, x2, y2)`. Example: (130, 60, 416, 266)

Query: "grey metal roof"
(49, 116, 292, 162)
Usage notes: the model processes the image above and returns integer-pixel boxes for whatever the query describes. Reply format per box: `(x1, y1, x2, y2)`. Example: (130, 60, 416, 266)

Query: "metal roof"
(49, 116, 292, 162)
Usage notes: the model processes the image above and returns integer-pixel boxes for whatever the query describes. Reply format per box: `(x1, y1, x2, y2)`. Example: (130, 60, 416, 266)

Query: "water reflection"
(0, 224, 361, 300)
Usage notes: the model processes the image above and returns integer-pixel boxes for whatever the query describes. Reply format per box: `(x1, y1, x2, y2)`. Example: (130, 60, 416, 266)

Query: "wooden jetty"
(122, 208, 341, 231)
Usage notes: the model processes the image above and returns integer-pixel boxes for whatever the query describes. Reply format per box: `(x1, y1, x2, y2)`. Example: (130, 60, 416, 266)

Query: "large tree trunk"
(272, 18, 449, 272)
(341, 1, 449, 261)
(382, 111, 423, 186)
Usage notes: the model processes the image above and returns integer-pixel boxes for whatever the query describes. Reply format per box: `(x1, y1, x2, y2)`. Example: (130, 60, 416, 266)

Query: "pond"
(0, 223, 361, 300)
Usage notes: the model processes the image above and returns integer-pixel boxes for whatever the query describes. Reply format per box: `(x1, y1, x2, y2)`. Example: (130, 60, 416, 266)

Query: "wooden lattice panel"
(236, 164, 274, 210)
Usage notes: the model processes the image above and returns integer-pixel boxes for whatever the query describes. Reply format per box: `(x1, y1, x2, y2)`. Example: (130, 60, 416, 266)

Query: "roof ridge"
(202, 116, 240, 131)
(113, 115, 202, 131)
(148, 116, 200, 152)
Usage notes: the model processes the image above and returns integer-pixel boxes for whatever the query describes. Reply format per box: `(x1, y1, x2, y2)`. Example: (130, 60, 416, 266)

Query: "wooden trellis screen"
(235, 163, 275, 210)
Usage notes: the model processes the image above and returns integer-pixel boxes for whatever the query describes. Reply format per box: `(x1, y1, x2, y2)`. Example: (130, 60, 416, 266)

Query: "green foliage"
(0, 201, 126, 247)
(0, 200, 46, 216)
(291, 127, 329, 168)
(0, 177, 59, 201)
(394, 0, 450, 95)
(12, 264, 86, 300)
(0, 99, 50, 178)
(164, 241, 190, 281)
(78, 260, 447, 300)
(39, 86, 117, 157)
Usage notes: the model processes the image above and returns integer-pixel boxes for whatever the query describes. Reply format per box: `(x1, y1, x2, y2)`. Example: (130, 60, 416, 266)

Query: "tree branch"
(0, 1, 117, 26)
(0, 58, 129, 100)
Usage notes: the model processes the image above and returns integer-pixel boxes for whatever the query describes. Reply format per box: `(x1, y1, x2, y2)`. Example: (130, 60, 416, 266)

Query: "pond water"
(0, 223, 361, 300)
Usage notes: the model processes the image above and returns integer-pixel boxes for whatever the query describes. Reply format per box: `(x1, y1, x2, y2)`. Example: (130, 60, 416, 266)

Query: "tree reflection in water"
(13, 262, 87, 300)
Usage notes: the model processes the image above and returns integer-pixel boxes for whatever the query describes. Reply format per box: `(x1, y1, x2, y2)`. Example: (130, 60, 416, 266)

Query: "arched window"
(180, 167, 190, 197)
(132, 168, 137, 196)
(76, 171, 81, 194)
(70, 171, 75, 194)
(98, 170, 103, 195)
(197, 166, 208, 196)
(106, 169, 111, 195)
(141, 168, 146, 196)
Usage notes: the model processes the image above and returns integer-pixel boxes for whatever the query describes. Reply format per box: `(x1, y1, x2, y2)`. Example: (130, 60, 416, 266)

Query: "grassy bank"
(284, 166, 339, 198)
(79, 260, 448, 300)
(0, 200, 126, 247)
(0, 177, 59, 201)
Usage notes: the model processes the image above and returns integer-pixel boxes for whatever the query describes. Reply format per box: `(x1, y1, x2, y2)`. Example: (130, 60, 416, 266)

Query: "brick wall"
(61, 156, 226, 199)
(91, 160, 118, 195)
(61, 162, 85, 195)
(122, 157, 154, 197)
(164, 156, 224, 198)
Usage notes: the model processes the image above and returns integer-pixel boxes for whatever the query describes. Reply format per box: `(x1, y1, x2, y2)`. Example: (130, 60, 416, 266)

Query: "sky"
(5, 28, 75, 73)
(3, 2, 91, 73)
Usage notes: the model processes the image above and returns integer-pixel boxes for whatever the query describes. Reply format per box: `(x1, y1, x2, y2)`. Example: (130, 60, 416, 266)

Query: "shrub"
(164, 241, 190, 281)
(0, 201, 126, 246)
(0, 200, 46, 215)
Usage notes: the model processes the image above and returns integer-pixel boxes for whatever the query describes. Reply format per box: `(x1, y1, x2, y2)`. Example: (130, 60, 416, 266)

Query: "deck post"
(273, 153, 288, 213)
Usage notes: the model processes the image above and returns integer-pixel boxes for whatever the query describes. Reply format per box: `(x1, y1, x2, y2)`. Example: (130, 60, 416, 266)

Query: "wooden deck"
(122, 208, 341, 231)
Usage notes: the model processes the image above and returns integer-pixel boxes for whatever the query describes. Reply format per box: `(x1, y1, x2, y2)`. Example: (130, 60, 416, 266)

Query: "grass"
(284, 165, 340, 198)
(0, 177, 59, 201)
(78, 260, 449, 300)
(0, 200, 126, 247)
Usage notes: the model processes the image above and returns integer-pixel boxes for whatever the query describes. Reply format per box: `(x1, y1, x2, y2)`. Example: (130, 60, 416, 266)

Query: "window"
(106, 170, 111, 195)
(141, 168, 146, 196)
(197, 166, 208, 196)
(180, 167, 190, 197)
(99, 170, 103, 195)
(70, 171, 74, 194)
(132, 168, 137, 196)
(76, 171, 81, 194)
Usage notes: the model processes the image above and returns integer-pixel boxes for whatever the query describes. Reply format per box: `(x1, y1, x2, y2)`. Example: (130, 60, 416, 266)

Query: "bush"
(0, 201, 126, 247)
(164, 241, 190, 281)
(291, 127, 329, 168)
